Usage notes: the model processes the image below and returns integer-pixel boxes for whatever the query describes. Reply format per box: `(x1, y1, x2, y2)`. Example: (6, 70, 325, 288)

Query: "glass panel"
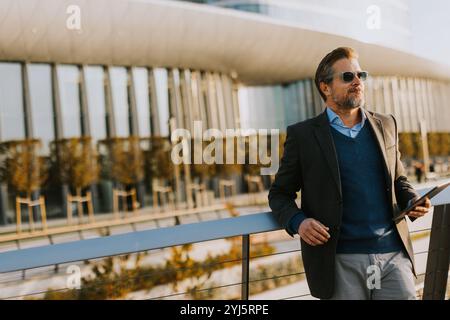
(238, 85, 286, 130)
(57, 65, 81, 138)
(109, 67, 129, 137)
(153, 69, 169, 137)
(132, 67, 151, 137)
(28, 64, 54, 154)
(0, 63, 26, 140)
(84, 66, 107, 141)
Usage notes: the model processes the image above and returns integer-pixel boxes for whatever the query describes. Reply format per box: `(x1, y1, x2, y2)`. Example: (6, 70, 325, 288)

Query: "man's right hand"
(298, 218, 330, 246)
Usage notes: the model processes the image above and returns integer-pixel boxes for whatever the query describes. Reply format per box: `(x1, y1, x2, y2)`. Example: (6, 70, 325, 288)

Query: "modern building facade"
(188, 0, 450, 131)
(0, 0, 449, 224)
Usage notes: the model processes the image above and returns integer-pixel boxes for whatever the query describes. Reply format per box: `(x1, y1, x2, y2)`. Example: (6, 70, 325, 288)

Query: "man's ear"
(320, 82, 331, 98)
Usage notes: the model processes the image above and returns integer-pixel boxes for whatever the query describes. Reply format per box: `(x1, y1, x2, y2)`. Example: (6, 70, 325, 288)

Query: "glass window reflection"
(132, 67, 151, 137)
(28, 64, 55, 154)
(153, 69, 169, 137)
(109, 67, 130, 137)
(84, 66, 107, 141)
(0, 63, 26, 141)
(57, 65, 81, 138)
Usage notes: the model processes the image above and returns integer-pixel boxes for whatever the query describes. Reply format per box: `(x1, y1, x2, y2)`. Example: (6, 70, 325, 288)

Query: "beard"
(332, 89, 364, 110)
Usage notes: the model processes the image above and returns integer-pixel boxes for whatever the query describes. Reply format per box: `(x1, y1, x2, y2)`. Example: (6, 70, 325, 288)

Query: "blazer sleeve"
(268, 125, 304, 235)
(391, 115, 420, 217)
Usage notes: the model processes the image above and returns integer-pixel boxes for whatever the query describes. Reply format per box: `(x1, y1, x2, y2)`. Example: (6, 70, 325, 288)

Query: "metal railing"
(0, 192, 268, 243)
(0, 185, 449, 300)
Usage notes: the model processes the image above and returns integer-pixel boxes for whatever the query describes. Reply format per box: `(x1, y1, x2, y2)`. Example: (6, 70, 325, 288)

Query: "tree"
(440, 133, 450, 156)
(0, 139, 48, 198)
(143, 136, 174, 181)
(50, 137, 99, 196)
(98, 136, 144, 187)
(427, 132, 440, 157)
(399, 132, 415, 158)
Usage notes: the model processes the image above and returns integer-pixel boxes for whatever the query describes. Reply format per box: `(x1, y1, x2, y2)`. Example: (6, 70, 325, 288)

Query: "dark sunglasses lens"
(358, 71, 368, 81)
(342, 71, 368, 82)
(342, 72, 354, 82)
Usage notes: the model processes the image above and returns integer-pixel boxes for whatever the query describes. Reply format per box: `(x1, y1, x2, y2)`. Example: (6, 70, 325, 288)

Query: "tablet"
(393, 181, 450, 222)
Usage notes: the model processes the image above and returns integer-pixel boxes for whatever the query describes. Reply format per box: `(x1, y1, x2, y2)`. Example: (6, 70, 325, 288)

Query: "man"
(268, 47, 431, 300)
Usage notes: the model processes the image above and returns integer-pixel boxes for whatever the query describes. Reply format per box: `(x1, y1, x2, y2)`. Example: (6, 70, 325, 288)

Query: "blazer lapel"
(313, 110, 342, 198)
(364, 109, 392, 184)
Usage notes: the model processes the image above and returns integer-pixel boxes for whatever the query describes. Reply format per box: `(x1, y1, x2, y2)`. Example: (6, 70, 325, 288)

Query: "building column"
(126, 67, 146, 208)
(147, 68, 161, 136)
(51, 64, 70, 218)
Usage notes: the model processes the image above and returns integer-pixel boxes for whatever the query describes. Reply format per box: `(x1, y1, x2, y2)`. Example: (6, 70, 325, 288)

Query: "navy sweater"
(330, 123, 403, 253)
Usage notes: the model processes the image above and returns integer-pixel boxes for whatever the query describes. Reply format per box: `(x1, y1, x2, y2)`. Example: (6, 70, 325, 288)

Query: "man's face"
(325, 58, 365, 109)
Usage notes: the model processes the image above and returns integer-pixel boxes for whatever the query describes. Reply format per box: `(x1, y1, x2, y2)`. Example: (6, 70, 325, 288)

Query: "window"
(0, 63, 26, 140)
(84, 66, 107, 141)
(109, 67, 130, 137)
(153, 69, 169, 137)
(132, 67, 151, 137)
(57, 65, 82, 138)
(28, 64, 55, 154)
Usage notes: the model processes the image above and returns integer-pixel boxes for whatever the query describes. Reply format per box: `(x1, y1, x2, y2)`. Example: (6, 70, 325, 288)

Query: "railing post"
(423, 204, 450, 300)
(241, 234, 250, 300)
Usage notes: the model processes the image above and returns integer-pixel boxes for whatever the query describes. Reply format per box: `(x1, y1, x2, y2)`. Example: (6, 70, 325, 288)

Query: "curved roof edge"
(0, 0, 449, 85)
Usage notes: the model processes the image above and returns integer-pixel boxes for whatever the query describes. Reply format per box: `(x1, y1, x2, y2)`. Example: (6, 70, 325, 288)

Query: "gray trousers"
(327, 250, 417, 300)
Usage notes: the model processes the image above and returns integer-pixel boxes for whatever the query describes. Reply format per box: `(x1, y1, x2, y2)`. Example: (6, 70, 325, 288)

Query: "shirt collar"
(326, 107, 366, 128)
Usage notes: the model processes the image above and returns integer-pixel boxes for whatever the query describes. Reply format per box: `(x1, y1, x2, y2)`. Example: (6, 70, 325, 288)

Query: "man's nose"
(352, 74, 362, 85)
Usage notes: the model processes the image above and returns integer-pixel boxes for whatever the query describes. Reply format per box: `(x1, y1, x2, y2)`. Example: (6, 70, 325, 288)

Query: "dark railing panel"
(241, 234, 250, 300)
(423, 203, 450, 300)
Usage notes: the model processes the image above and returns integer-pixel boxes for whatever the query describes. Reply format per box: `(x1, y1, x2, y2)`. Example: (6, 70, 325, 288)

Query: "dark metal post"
(423, 204, 450, 300)
(241, 234, 250, 300)
(0, 183, 9, 225)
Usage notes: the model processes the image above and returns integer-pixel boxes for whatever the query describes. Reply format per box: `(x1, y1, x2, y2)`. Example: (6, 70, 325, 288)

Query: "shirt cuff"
(288, 211, 307, 235)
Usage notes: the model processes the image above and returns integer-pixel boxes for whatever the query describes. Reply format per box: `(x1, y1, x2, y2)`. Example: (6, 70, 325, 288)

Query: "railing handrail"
(0, 185, 449, 274)
(0, 212, 279, 273)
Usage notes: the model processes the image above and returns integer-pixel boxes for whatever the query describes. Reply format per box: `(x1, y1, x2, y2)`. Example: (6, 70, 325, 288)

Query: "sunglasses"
(338, 71, 369, 83)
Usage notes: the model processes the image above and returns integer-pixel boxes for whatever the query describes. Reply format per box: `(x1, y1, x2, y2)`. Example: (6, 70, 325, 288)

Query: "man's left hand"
(407, 197, 432, 219)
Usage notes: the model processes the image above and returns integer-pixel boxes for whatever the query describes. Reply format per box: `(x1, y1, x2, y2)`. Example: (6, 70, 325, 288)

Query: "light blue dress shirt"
(326, 107, 367, 138)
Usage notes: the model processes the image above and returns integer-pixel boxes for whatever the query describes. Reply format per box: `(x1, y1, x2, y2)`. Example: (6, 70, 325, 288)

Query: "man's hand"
(407, 197, 432, 219)
(298, 218, 330, 246)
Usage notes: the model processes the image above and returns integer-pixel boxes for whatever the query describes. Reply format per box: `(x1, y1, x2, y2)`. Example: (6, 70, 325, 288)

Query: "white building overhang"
(0, 0, 449, 85)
